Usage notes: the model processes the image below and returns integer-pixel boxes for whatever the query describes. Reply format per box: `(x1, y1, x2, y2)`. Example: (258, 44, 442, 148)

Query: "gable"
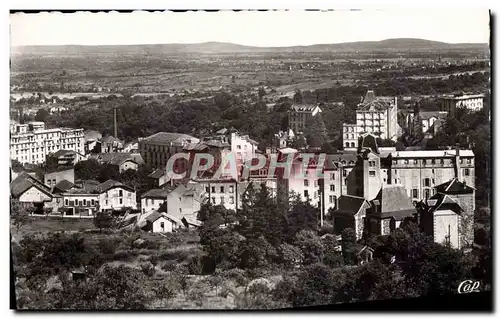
(19, 186, 53, 202)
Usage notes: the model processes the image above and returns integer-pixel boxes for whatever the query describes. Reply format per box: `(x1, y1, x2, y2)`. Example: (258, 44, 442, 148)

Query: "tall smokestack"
(454, 143, 461, 181)
(113, 106, 118, 138)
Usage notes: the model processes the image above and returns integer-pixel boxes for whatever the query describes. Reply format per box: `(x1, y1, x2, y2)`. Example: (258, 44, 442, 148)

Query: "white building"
(10, 121, 84, 165)
(144, 211, 183, 233)
(140, 188, 169, 214)
(97, 180, 137, 211)
(441, 94, 484, 116)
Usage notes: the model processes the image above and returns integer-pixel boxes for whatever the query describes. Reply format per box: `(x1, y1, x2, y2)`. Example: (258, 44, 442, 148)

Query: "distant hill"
(11, 38, 490, 56)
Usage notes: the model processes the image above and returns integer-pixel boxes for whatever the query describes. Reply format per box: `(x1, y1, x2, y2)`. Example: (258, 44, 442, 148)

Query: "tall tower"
(113, 106, 118, 138)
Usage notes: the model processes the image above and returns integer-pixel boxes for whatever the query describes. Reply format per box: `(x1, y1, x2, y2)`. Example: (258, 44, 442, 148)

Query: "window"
(331, 173, 335, 180)
(412, 189, 418, 198)
(460, 159, 463, 164)
(432, 178, 435, 185)
(440, 159, 444, 165)
(220, 186, 224, 193)
(119, 190, 123, 197)
(229, 196, 235, 204)
(467, 159, 472, 164)
(211, 186, 216, 193)
(205, 187, 210, 193)
(329, 195, 333, 203)
(83, 199, 87, 206)
(237, 145, 241, 149)
(105, 200, 108, 205)
(369, 171, 376, 177)
(344, 178, 347, 185)
(229, 185, 235, 193)
(314, 180, 318, 187)
(414, 159, 418, 164)
(351, 142, 355, 148)
(65, 199, 69, 206)
(422, 159, 427, 165)
(343, 170, 347, 177)
(211, 197, 216, 204)
(160, 222, 165, 229)
(464, 168, 470, 176)
(424, 178, 430, 187)
(404, 159, 409, 164)
(179, 208, 182, 213)
(330, 185, 335, 192)
(304, 190, 309, 198)
(179, 197, 182, 202)
(368, 160, 375, 167)
(304, 180, 309, 186)
(91, 199, 95, 206)
(345, 142, 349, 147)
(314, 191, 318, 199)
(221, 197, 225, 204)
(119, 199, 123, 205)
(394, 170, 397, 175)
(431, 159, 436, 164)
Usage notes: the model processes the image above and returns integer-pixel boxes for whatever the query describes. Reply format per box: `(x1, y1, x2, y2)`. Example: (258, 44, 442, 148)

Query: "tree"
(305, 114, 328, 148)
(10, 197, 29, 233)
(341, 228, 357, 265)
(293, 89, 303, 104)
(292, 263, 336, 307)
(97, 163, 120, 182)
(294, 230, 325, 266)
(284, 196, 319, 243)
(35, 109, 50, 122)
(93, 211, 115, 233)
(75, 159, 101, 181)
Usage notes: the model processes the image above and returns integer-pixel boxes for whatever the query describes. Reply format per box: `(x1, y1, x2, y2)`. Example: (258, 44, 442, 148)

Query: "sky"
(10, 9, 491, 47)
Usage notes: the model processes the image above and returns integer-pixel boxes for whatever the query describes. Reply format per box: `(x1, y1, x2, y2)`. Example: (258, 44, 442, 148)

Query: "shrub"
(98, 238, 120, 255)
(318, 225, 335, 237)
(161, 260, 177, 272)
(187, 255, 203, 275)
(222, 268, 248, 287)
(158, 249, 190, 262)
(113, 250, 138, 261)
(140, 263, 156, 277)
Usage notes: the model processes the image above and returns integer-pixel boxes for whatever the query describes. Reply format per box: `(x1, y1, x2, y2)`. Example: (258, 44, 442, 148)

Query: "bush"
(98, 238, 120, 255)
(187, 255, 203, 275)
(318, 225, 335, 237)
(158, 249, 190, 262)
(140, 263, 156, 277)
(222, 268, 248, 287)
(161, 260, 177, 272)
(113, 250, 138, 261)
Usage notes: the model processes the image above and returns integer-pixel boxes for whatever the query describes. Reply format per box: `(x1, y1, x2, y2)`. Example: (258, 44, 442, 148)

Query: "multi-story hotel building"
(441, 93, 484, 116)
(288, 104, 323, 135)
(388, 147, 475, 202)
(10, 121, 84, 165)
(138, 132, 200, 169)
(342, 90, 399, 149)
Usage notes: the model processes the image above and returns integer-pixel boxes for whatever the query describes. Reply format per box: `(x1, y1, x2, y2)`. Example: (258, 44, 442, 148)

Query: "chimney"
(113, 106, 118, 138)
(454, 143, 462, 181)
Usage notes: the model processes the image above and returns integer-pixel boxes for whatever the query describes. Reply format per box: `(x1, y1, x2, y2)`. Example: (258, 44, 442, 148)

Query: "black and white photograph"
(8, 8, 492, 311)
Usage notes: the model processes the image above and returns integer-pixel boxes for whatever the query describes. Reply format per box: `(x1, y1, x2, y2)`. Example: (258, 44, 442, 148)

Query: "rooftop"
(290, 104, 322, 113)
(335, 195, 368, 216)
(142, 132, 199, 146)
(97, 179, 134, 193)
(141, 188, 170, 199)
(435, 178, 475, 195)
(371, 185, 415, 220)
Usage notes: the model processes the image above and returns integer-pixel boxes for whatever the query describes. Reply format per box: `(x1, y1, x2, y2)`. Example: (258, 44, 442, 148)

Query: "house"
(96, 179, 137, 212)
(44, 168, 75, 190)
(123, 141, 139, 153)
(100, 135, 124, 153)
(46, 149, 85, 168)
(288, 104, 323, 135)
(140, 188, 170, 214)
(143, 211, 183, 233)
(148, 168, 169, 188)
(61, 189, 99, 217)
(162, 182, 206, 219)
(418, 193, 464, 249)
(182, 216, 202, 228)
(84, 130, 102, 154)
(365, 185, 416, 237)
(90, 152, 144, 173)
(10, 172, 54, 213)
(333, 195, 371, 240)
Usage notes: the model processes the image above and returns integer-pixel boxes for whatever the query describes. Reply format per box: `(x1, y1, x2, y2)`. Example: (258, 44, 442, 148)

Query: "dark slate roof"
(372, 185, 415, 219)
(52, 149, 76, 158)
(148, 168, 166, 179)
(97, 180, 134, 193)
(357, 133, 379, 155)
(10, 172, 52, 198)
(141, 188, 170, 199)
(335, 195, 369, 216)
(101, 135, 122, 144)
(435, 178, 475, 195)
(142, 132, 198, 145)
(145, 211, 163, 223)
(91, 153, 143, 166)
(54, 180, 76, 192)
(357, 91, 395, 111)
(428, 193, 463, 215)
(290, 104, 321, 112)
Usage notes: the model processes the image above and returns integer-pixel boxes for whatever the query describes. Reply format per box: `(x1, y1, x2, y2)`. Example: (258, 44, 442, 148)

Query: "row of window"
(411, 188, 436, 199)
(210, 196, 235, 205)
(205, 185, 235, 194)
(394, 158, 473, 165)
(64, 198, 97, 207)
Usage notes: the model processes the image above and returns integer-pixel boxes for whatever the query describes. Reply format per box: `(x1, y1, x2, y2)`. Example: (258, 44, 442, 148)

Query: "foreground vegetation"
(11, 184, 491, 310)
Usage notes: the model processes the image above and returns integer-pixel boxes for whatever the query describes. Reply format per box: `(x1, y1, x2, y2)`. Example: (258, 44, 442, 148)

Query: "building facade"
(288, 104, 323, 135)
(441, 94, 484, 116)
(10, 121, 84, 165)
(139, 132, 200, 168)
(97, 180, 137, 211)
